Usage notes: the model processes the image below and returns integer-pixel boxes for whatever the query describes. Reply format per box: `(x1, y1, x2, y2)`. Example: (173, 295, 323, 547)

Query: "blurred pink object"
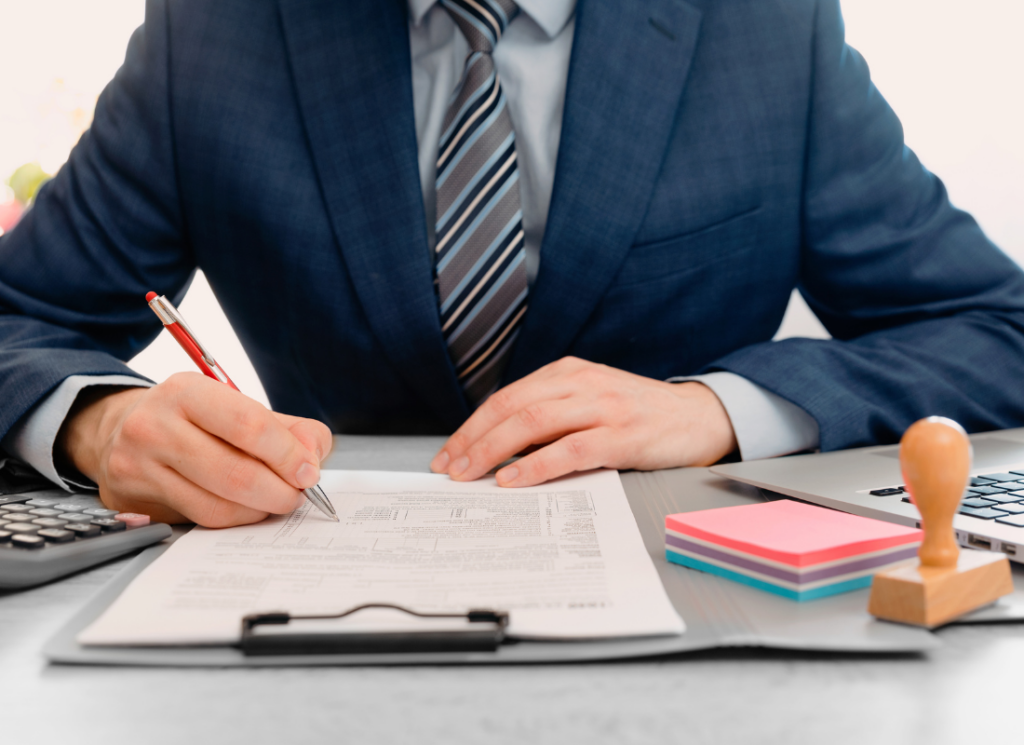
(0, 198, 22, 234)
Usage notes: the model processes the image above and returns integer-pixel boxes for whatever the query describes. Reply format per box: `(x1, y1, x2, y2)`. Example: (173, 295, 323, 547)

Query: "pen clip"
(148, 294, 219, 368)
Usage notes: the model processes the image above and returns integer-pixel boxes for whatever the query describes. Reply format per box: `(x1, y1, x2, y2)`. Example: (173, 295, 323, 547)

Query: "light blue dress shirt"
(0, 0, 819, 490)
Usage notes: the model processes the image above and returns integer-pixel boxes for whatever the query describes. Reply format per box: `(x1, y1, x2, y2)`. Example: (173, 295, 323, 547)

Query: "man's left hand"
(430, 357, 738, 487)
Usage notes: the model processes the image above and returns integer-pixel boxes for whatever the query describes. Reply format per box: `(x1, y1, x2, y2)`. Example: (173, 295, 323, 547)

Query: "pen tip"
(332, 515, 340, 523)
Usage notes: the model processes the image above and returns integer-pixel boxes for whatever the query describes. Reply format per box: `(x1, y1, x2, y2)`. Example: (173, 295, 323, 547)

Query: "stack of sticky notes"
(665, 500, 922, 601)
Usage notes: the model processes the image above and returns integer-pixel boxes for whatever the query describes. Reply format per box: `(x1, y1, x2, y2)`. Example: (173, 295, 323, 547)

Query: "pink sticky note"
(666, 500, 921, 567)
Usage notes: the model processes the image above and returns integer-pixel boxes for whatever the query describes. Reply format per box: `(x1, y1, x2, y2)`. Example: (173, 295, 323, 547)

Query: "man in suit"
(2, 0, 1023, 527)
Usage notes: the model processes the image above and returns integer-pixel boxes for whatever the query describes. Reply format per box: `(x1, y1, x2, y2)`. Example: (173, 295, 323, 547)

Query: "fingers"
(445, 398, 600, 482)
(432, 357, 591, 473)
(163, 418, 308, 515)
(169, 374, 321, 490)
(494, 430, 610, 488)
(89, 373, 336, 528)
(273, 412, 333, 464)
(106, 464, 271, 528)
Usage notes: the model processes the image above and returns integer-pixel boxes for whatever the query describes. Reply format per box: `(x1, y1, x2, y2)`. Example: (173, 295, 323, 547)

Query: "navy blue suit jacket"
(3, 0, 1024, 450)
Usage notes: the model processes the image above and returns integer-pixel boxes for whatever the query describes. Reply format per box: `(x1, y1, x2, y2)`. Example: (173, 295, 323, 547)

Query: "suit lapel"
(279, 0, 470, 427)
(505, 0, 703, 382)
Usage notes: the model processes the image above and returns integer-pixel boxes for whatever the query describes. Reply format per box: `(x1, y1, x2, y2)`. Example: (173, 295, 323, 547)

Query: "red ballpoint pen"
(145, 292, 338, 521)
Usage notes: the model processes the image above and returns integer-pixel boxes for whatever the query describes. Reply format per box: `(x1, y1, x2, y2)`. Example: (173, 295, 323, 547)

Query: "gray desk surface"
(3, 435, 1023, 744)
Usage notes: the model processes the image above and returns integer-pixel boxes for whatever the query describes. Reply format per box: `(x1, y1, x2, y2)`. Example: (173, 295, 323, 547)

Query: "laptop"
(710, 427, 1024, 564)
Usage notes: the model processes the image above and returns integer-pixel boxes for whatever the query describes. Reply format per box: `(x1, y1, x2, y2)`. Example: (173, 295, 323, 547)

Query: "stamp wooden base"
(868, 549, 1013, 628)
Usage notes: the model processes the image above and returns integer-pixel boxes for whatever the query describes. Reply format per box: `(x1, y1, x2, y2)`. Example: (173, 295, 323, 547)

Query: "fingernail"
(431, 450, 450, 473)
(450, 456, 469, 477)
(316, 446, 323, 462)
(296, 462, 319, 489)
(497, 466, 519, 485)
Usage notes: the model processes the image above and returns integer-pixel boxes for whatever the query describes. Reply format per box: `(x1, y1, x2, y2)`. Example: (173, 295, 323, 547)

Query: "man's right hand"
(57, 372, 332, 527)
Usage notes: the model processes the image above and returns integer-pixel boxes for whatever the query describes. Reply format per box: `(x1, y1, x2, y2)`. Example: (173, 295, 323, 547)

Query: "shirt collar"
(408, 0, 576, 39)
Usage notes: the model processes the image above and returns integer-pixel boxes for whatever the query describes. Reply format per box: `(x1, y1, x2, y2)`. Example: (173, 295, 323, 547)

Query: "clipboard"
(41, 435, 981, 666)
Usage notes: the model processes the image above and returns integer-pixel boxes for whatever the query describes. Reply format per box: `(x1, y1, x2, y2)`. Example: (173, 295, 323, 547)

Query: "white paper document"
(79, 469, 684, 645)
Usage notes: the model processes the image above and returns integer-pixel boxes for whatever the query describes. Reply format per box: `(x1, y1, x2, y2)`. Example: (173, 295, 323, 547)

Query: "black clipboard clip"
(239, 603, 511, 656)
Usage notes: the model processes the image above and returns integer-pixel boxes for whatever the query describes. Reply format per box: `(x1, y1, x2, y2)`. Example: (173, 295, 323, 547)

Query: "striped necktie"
(435, 0, 528, 406)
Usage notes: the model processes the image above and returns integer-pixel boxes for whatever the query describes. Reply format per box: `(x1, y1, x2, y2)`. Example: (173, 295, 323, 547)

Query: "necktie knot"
(440, 0, 520, 53)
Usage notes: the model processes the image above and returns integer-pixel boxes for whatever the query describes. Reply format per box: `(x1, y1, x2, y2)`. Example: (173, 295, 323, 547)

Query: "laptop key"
(995, 514, 1024, 527)
(970, 476, 996, 486)
(963, 497, 997, 509)
(996, 503, 1024, 514)
(982, 493, 1023, 504)
(967, 485, 1009, 495)
(959, 506, 1008, 520)
(978, 473, 1020, 483)
(870, 488, 903, 496)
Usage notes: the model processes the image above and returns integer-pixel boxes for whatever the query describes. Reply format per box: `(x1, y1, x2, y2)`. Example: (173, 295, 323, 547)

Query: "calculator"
(0, 485, 172, 590)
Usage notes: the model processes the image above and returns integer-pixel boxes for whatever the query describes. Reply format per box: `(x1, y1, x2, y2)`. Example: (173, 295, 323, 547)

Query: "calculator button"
(6, 522, 42, 534)
(0, 531, 11, 543)
(4, 514, 35, 523)
(65, 523, 102, 538)
(0, 520, 9, 528)
(31, 518, 69, 529)
(38, 528, 75, 543)
(11, 534, 45, 549)
(2, 504, 34, 513)
(57, 513, 88, 521)
(116, 513, 151, 528)
(54, 503, 91, 513)
(83, 508, 119, 518)
(25, 499, 60, 507)
(29, 508, 62, 517)
(90, 518, 126, 532)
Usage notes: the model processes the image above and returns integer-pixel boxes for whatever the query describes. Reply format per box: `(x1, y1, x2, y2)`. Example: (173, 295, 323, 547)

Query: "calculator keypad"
(0, 499, 153, 549)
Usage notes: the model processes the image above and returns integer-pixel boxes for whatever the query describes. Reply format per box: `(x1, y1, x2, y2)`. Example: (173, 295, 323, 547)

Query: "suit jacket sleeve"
(0, 0, 192, 441)
(705, 0, 1024, 451)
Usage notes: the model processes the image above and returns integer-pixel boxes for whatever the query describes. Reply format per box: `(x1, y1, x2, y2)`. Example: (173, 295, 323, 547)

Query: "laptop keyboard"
(871, 472, 1024, 528)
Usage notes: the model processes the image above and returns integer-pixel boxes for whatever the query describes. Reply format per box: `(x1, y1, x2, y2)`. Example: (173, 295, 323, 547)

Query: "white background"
(1, 0, 1022, 408)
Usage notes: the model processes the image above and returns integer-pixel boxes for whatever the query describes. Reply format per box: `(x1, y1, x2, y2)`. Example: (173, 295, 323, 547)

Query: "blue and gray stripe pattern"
(436, 0, 527, 406)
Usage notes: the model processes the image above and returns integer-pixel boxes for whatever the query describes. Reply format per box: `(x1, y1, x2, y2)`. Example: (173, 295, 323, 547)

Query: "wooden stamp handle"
(900, 417, 971, 568)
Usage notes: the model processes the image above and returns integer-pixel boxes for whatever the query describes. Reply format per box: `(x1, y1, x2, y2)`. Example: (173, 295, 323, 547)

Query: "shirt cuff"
(668, 371, 820, 461)
(0, 374, 153, 491)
